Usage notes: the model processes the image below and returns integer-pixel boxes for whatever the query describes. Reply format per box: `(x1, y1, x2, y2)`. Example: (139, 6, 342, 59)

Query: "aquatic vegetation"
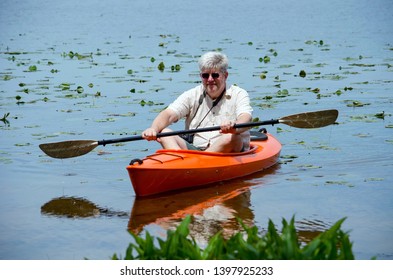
(27, 65, 37, 72)
(157, 62, 165, 71)
(345, 100, 371, 107)
(112, 215, 354, 260)
(349, 114, 379, 123)
(139, 100, 164, 106)
(374, 111, 390, 119)
(58, 83, 71, 91)
(0, 112, 10, 126)
(170, 64, 181, 72)
(364, 178, 384, 182)
(280, 154, 298, 164)
(276, 89, 289, 97)
(295, 164, 322, 170)
(305, 40, 324, 46)
(259, 56, 271, 63)
(325, 181, 354, 188)
(76, 86, 84, 93)
(62, 51, 92, 60)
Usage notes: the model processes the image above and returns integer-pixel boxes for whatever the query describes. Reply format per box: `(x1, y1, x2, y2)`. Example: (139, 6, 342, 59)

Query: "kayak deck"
(126, 133, 281, 196)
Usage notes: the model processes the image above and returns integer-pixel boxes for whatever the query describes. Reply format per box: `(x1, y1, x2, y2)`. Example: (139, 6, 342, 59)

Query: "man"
(142, 51, 253, 153)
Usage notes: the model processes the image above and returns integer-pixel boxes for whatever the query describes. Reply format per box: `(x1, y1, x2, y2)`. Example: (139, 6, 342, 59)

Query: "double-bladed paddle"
(39, 109, 338, 159)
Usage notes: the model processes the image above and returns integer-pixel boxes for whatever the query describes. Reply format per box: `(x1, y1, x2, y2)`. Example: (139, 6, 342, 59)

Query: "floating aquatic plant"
(259, 56, 270, 63)
(295, 164, 322, 170)
(325, 181, 354, 188)
(345, 100, 370, 107)
(1, 112, 10, 125)
(59, 83, 71, 90)
(305, 40, 324, 46)
(76, 86, 84, 94)
(171, 64, 181, 72)
(276, 89, 289, 98)
(63, 51, 92, 60)
(139, 100, 164, 106)
(374, 111, 387, 119)
(27, 65, 37, 72)
(349, 63, 375, 68)
(157, 62, 165, 71)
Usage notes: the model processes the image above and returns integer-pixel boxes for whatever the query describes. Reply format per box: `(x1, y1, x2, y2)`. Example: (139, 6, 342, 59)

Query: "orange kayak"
(126, 133, 281, 197)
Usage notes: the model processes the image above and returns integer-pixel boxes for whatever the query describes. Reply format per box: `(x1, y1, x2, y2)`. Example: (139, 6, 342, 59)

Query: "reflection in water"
(40, 167, 329, 247)
(41, 196, 129, 218)
(295, 219, 331, 244)
(128, 167, 275, 245)
(128, 164, 330, 246)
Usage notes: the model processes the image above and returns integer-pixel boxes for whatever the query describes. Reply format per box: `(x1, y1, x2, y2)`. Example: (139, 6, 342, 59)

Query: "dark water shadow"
(41, 196, 129, 219)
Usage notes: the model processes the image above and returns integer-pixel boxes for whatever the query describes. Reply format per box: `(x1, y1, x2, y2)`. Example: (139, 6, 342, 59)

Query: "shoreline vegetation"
(111, 215, 356, 260)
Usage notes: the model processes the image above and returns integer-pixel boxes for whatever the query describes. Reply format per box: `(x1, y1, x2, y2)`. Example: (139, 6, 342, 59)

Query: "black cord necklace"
(181, 88, 226, 144)
(194, 88, 226, 130)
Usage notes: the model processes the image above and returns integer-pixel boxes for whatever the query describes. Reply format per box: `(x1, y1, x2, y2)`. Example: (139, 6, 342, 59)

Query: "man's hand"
(142, 128, 158, 141)
(220, 120, 237, 134)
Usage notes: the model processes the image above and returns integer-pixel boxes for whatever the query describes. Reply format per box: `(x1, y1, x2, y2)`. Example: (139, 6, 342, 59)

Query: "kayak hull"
(126, 133, 281, 196)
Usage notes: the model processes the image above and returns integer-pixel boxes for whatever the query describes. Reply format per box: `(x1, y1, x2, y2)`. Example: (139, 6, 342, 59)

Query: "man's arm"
(142, 109, 179, 140)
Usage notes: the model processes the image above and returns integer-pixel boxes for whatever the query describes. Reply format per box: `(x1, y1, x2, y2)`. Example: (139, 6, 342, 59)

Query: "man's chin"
(207, 86, 218, 94)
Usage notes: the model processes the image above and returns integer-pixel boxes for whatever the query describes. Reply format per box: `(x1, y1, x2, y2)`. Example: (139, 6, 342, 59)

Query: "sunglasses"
(201, 72, 220, 79)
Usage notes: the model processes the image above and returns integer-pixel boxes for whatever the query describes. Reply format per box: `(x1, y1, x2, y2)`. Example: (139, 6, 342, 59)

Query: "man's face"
(200, 68, 228, 98)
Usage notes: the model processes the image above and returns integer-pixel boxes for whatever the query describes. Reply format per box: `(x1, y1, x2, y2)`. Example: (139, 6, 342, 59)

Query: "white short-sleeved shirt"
(168, 84, 253, 149)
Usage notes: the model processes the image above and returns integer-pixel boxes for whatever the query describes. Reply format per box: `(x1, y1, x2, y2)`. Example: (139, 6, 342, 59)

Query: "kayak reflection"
(128, 166, 280, 243)
(41, 196, 129, 218)
(128, 163, 331, 245)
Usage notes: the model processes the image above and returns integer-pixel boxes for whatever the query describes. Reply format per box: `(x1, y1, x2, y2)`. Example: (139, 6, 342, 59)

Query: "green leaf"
(158, 62, 165, 71)
(28, 65, 37, 72)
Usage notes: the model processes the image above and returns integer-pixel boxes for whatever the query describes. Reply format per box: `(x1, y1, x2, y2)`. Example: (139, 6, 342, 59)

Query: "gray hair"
(198, 51, 229, 73)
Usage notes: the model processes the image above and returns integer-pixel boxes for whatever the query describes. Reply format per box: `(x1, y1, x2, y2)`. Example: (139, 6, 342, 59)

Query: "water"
(1, 0, 392, 259)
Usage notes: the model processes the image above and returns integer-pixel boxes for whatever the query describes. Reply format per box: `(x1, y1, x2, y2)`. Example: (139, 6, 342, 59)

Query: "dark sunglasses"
(201, 72, 220, 79)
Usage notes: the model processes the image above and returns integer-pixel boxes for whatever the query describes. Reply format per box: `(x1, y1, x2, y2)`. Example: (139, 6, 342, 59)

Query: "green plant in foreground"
(112, 216, 354, 260)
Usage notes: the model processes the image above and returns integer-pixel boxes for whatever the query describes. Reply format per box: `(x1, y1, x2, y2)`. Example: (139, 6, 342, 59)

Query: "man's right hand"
(142, 128, 158, 141)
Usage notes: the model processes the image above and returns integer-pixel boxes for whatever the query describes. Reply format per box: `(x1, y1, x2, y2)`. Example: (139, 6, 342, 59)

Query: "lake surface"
(1, 0, 392, 260)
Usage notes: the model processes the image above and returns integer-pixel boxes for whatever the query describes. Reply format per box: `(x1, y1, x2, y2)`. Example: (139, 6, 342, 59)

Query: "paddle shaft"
(98, 119, 279, 146)
(39, 109, 338, 159)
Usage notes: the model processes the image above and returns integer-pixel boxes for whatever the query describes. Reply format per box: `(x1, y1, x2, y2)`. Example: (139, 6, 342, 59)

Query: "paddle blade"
(279, 109, 338, 128)
(39, 140, 98, 159)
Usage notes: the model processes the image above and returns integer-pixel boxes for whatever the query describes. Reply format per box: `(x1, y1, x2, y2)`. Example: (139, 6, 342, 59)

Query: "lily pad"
(325, 181, 354, 187)
(345, 100, 371, 107)
(295, 164, 322, 170)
